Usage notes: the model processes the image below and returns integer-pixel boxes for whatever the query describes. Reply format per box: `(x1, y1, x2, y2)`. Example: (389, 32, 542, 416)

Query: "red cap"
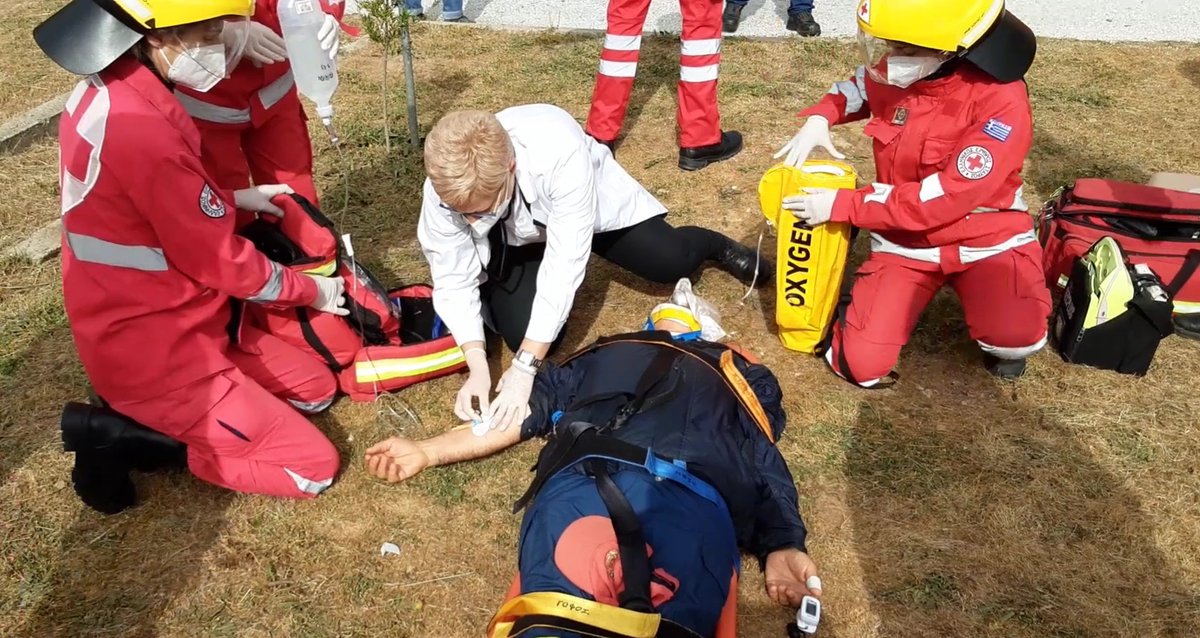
(553, 516, 679, 607)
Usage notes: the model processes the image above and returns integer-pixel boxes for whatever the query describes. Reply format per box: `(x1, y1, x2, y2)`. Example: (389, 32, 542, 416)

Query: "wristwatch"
(513, 349, 543, 371)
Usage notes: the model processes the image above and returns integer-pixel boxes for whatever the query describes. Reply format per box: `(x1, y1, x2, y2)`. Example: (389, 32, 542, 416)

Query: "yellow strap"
(354, 347, 466, 383)
(719, 350, 775, 444)
(302, 259, 338, 277)
(488, 592, 660, 638)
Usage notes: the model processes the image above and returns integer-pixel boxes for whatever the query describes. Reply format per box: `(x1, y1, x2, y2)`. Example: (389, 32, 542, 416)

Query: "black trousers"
(482, 215, 729, 353)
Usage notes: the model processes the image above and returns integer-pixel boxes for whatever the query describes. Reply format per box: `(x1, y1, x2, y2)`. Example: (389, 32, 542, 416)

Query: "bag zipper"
(1066, 191, 1200, 216)
(1053, 212, 1200, 243)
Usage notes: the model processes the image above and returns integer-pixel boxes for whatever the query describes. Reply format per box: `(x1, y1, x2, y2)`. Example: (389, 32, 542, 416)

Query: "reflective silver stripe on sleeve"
(258, 70, 295, 110)
(66, 232, 168, 271)
(247, 260, 285, 303)
(175, 91, 252, 124)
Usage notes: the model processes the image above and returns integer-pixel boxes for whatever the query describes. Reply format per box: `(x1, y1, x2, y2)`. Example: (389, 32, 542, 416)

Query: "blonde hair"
(424, 110, 513, 210)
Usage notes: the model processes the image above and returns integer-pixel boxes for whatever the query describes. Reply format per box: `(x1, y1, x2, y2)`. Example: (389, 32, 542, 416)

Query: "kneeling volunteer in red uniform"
(776, 0, 1051, 384)
(33, 0, 352, 514)
(176, 0, 356, 204)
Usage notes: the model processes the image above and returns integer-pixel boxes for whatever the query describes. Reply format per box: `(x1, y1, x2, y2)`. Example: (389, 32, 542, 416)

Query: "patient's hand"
(764, 548, 822, 606)
(365, 437, 432, 483)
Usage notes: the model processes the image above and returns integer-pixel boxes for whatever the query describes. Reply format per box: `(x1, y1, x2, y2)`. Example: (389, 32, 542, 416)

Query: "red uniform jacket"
(57, 57, 317, 402)
(801, 64, 1035, 268)
(176, 0, 355, 128)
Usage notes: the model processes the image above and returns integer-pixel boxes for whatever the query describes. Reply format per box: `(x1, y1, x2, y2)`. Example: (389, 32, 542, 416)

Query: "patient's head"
(424, 110, 516, 221)
(649, 303, 702, 336)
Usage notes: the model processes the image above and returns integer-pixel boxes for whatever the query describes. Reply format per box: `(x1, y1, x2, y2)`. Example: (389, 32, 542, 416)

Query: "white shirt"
(417, 104, 667, 345)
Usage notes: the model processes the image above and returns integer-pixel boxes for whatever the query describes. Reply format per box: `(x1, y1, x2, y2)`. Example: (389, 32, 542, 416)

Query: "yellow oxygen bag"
(758, 160, 857, 353)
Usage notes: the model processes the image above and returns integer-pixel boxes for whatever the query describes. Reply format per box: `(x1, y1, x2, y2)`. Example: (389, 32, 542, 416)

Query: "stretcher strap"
(589, 460, 654, 613)
(488, 592, 662, 638)
(563, 334, 774, 440)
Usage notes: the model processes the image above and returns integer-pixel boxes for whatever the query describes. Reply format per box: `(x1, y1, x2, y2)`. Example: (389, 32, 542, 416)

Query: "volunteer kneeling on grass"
(776, 0, 1052, 384)
(365, 300, 820, 637)
(418, 105, 771, 433)
(33, 0, 350, 514)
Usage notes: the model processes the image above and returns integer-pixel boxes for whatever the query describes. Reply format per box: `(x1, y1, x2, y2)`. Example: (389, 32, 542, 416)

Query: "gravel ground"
(350, 0, 1199, 42)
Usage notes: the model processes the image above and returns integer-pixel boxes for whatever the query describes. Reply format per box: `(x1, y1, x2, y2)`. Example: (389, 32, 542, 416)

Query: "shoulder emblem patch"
(957, 146, 994, 180)
(200, 184, 227, 218)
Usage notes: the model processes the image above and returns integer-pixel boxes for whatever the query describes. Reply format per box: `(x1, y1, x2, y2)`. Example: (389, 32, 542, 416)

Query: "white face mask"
(160, 43, 227, 92)
(885, 55, 947, 89)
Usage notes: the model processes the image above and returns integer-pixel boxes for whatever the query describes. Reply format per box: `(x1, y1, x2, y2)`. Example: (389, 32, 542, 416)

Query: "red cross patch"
(956, 146, 994, 180)
(199, 184, 227, 218)
(858, 0, 871, 23)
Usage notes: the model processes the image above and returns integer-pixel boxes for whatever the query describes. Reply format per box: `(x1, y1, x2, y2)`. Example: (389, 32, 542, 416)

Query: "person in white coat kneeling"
(418, 104, 769, 432)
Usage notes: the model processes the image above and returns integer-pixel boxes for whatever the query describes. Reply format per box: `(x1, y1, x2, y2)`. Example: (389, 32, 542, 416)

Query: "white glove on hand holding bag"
(235, 21, 288, 66)
(782, 188, 838, 227)
(774, 116, 845, 168)
(306, 274, 349, 316)
(234, 184, 294, 217)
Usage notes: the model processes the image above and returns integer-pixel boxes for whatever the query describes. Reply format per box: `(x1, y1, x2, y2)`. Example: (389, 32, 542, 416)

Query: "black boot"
(719, 238, 774, 286)
(679, 131, 743, 171)
(1174, 313, 1200, 340)
(61, 403, 188, 514)
(722, 3, 743, 33)
(983, 355, 1027, 379)
(786, 11, 821, 37)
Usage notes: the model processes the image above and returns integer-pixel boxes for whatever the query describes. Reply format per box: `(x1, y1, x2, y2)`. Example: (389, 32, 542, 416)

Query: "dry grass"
(2, 25, 1200, 638)
(2, 0, 72, 119)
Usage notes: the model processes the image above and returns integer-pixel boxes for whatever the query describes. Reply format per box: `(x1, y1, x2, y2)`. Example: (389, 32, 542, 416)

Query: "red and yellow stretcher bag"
(1038, 178, 1200, 316)
(758, 160, 858, 353)
(238, 194, 466, 400)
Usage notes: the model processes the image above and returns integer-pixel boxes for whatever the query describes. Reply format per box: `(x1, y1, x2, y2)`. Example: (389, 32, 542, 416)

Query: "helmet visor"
(217, 17, 251, 73)
(858, 28, 954, 87)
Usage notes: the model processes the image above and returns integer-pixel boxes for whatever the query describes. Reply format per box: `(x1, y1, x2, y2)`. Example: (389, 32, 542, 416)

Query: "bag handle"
(1166, 250, 1200, 296)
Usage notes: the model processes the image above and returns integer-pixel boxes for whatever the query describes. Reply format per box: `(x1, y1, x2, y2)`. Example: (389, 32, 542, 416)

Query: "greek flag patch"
(983, 119, 1013, 142)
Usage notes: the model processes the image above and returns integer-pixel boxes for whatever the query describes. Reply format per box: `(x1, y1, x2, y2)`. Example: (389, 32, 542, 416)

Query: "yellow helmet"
(34, 0, 253, 75)
(854, 0, 1036, 82)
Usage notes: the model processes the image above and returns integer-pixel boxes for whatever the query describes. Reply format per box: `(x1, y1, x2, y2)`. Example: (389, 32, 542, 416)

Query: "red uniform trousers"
(109, 325, 339, 499)
(586, 0, 723, 148)
(195, 98, 320, 206)
(827, 242, 1052, 386)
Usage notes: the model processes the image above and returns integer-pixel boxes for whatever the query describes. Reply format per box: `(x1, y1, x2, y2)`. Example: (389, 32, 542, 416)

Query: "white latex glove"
(782, 188, 838, 227)
(774, 116, 845, 168)
(306, 274, 349, 316)
(455, 348, 492, 422)
(487, 363, 535, 432)
(318, 14, 340, 59)
(238, 22, 287, 66)
(234, 184, 294, 217)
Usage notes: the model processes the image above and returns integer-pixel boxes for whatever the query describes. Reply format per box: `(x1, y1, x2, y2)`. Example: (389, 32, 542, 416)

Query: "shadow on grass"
(1178, 58, 1200, 90)
(1026, 131, 1150, 201)
(15, 487, 235, 638)
(845, 367, 1200, 637)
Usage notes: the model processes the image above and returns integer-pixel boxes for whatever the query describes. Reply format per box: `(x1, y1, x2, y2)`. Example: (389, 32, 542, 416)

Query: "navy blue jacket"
(519, 332, 809, 561)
